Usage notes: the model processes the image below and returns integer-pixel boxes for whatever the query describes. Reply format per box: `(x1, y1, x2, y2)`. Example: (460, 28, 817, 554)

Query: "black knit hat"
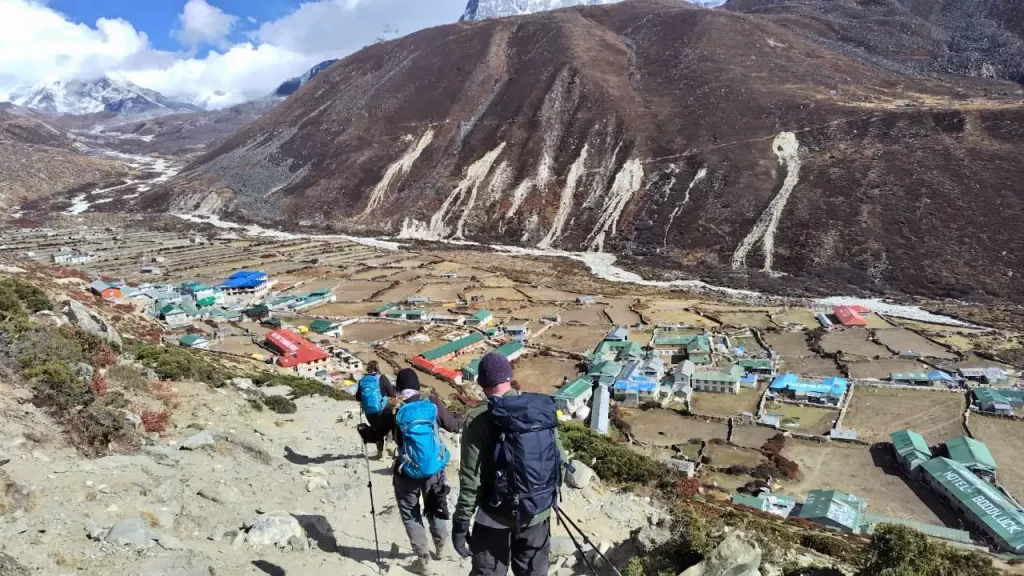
(478, 352, 513, 389)
(396, 368, 421, 392)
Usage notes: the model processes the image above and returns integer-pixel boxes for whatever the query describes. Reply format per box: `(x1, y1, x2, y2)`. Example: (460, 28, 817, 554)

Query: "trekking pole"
(359, 407, 384, 571)
(554, 506, 624, 576)
(554, 506, 600, 576)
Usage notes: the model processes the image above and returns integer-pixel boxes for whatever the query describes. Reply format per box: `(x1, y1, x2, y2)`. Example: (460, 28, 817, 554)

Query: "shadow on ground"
(283, 446, 362, 465)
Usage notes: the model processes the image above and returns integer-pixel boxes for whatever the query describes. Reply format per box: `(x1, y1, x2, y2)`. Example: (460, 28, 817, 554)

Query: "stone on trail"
(289, 534, 309, 552)
(246, 512, 305, 547)
(0, 552, 30, 576)
(306, 477, 330, 492)
(180, 431, 216, 450)
(104, 516, 156, 548)
(197, 484, 239, 504)
(144, 446, 184, 466)
(549, 535, 578, 561)
(679, 532, 762, 576)
(566, 459, 597, 489)
(634, 525, 672, 555)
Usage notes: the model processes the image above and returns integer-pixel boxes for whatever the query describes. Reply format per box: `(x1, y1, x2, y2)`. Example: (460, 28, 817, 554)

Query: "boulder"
(144, 446, 183, 466)
(104, 516, 156, 548)
(138, 554, 211, 576)
(634, 526, 672, 555)
(247, 512, 305, 547)
(679, 533, 761, 576)
(566, 460, 597, 489)
(230, 378, 255, 391)
(198, 485, 240, 504)
(180, 431, 216, 451)
(549, 535, 578, 561)
(60, 298, 122, 348)
(72, 362, 95, 383)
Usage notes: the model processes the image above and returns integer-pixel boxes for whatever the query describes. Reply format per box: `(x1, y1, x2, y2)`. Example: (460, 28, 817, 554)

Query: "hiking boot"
(410, 554, 432, 575)
(432, 537, 451, 560)
(374, 445, 385, 460)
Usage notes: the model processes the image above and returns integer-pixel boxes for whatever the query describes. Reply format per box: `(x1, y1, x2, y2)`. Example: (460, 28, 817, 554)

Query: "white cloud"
(172, 0, 238, 49)
(0, 0, 467, 109)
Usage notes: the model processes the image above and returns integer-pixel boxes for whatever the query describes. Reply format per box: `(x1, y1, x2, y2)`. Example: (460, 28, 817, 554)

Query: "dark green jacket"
(455, 389, 567, 527)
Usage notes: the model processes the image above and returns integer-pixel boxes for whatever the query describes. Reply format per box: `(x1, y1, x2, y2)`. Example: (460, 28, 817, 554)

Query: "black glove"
(452, 521, 472, 558)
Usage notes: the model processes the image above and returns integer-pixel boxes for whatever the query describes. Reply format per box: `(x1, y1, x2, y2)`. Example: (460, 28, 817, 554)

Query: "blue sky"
(0, 0, 467, 107)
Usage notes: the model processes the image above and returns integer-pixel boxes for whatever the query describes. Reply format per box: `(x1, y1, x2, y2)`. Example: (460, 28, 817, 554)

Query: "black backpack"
(486, 393, 561, 532)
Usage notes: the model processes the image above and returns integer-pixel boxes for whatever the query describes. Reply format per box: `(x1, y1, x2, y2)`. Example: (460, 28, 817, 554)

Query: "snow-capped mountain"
(274, 60, 339, 97)
(7, 76, 200, 117)
(460, 0, 724, 20)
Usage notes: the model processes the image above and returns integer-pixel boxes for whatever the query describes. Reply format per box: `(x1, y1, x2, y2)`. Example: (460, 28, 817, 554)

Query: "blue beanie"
(478, 352, 513, 389)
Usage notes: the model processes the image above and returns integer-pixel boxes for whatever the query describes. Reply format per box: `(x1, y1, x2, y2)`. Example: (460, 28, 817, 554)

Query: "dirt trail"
(0, 379, 653, 576)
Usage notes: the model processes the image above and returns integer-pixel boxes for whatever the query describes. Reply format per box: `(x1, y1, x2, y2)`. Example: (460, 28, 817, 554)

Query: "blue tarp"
(928, 370, 955, 382)
(771, 373, 848, 398)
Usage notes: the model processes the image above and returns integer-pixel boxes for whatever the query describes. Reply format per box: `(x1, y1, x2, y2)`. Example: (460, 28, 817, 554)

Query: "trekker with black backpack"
(378, 368, 462, 575)
(453, 352, 567, 576)
(355, 361, 397, 459)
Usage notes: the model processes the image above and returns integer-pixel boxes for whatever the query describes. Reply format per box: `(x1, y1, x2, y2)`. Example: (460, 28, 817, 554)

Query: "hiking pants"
(393, 471, 450, 556)
(470, 520, 550, 576)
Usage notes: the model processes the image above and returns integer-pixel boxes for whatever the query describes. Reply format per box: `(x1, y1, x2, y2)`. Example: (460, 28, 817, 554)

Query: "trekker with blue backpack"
(453, 352, 567, 576)
(377, 368, 462, 575)
(355, 361, 397, 459)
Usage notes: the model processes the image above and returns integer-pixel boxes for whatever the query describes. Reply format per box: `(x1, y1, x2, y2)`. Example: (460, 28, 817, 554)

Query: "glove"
(452, 521, 472, 558)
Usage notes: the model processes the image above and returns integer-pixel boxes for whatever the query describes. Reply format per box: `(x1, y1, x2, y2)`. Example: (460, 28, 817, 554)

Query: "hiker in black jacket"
(378, 368, 462, 575)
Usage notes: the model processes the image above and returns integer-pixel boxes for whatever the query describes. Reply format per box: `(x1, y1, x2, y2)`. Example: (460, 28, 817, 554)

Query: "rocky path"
(0, 379, 658, 576)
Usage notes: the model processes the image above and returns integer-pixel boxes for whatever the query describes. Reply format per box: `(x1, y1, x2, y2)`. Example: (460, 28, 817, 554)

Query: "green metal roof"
(554, 377, 593, 400)
(738, 359, 774, 369)
(730, 494, 768, 510)
(974, 388, 1024, 405)
(494, 341, 523, 357)
(798, 490, 865, 532)
(891, 429, 931, 463)
(178, 334, 205, 346)
(594, 340, 643, 360)
(920, 457, 1024, 551)
(246, 304, 269, 314)
(469, 310, 493, 321)
(462, 358, 481, 379)
(946, 436, 998, 473)
(692, 365, 744, 383)
(309, 319, 338, 334)
(421, 333, 485, 361)
(370, 302, 398, 314)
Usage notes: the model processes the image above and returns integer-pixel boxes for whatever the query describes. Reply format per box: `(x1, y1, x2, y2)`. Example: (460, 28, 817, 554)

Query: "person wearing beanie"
(378, 368, 461, 575)
(453, 352, 567, 576)
(354, 361, 397, 459)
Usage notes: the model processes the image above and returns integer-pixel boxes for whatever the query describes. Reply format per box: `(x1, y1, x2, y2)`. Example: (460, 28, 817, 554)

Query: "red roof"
(265, 329, 329, 367)
(833, 306, 868, 327)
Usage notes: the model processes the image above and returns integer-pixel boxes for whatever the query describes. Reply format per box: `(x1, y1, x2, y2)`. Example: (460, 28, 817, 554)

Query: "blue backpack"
(486, 393, 561, 531)
(395, 398, 451, 479)
(358, 374, 387, 415)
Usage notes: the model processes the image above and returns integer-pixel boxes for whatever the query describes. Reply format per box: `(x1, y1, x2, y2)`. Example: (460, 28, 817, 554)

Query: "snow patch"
(731, 132, 801, 272)
(586, 158, 644, 252)
(174, 213, 402, 251)
(538, 144, 589, 249)
(664, 166, 707, 248)
(360, 129, 435, 217)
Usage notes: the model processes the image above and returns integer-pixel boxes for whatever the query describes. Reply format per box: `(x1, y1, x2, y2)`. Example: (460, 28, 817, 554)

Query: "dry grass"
(691, 385, 764, 418)
(969, 415, 1024, 502)
(843, 386, 965, 444)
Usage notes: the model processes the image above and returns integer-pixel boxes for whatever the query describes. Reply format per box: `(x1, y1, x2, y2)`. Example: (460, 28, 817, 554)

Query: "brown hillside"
(0, 107, 127, 209)
(140, 0, 1024, 301)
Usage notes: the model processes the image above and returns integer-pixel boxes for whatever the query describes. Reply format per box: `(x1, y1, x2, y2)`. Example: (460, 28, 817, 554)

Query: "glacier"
(461, 0, 726, 20)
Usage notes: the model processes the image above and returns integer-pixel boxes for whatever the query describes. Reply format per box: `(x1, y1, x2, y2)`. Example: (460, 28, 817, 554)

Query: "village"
(4, 220, 1024, 562)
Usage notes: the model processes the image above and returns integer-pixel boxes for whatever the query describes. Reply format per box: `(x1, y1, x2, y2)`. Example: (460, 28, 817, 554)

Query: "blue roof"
(220, 270, 267, 289)
(613, 379, 657, 393)
(928, 370, 955, 381)
(771, 374, 847, 397)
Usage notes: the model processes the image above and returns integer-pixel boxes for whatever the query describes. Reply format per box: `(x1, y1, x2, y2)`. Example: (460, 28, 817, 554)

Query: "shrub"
(90, 375, 108, 398)
(247, 397, 264, 412)
(106, 364, 148, 391)
(91, 343, 118, 368)
(135, 346, 230, 385)
(858, 524, 1001, 576)
(0, 284, 25, 320)
(800, 533, 857, 563)
(25, 360, 92, 412)
(149, 381, 180, 409)
(138, 407, 172, 433)
(0, 277, 52, 313)
(66, 405, 139, 457)
(559, 421, 669, 485)
(105, 390, 129, 410)
(263, 395, 297, 414)
(253, 373, 354, 402)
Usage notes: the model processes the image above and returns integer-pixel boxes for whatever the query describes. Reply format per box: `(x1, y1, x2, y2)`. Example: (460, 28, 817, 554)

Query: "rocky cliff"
(139, 0, 1024, 301)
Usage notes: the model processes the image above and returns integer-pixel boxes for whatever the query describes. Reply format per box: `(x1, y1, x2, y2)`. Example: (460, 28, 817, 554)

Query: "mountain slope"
(461, 0, 725, 20)
(274, 60, 340, 97)
(141, 0, 1024, 301)
(8, 76, 200, 117)
(0, 106, 126, 208)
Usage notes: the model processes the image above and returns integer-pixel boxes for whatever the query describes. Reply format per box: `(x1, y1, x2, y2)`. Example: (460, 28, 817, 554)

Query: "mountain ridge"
(132, 0, 1024, 301)
(7, 76, 200, 118)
